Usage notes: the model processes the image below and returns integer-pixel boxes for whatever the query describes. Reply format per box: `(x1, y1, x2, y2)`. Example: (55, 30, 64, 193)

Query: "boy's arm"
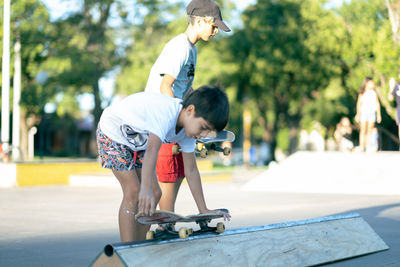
(138, 133, 162, 216)
(160, 74, 176, 97)
(182, 152, 209, 213)
(182, 152, 231, 220)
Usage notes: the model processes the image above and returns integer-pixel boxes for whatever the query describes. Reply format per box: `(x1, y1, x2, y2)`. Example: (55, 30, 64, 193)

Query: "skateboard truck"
(136, 209, 229, 241)
(145, 221, 225, 240)
(172, 143, 231, 158)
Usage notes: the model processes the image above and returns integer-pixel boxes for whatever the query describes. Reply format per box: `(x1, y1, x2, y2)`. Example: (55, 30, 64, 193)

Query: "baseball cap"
(186, 0, 231, 32)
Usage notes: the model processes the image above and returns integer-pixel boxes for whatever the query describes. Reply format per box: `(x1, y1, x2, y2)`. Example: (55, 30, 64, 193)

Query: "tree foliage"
(0, 0, 57, 159)
(2, 0, 400, 159)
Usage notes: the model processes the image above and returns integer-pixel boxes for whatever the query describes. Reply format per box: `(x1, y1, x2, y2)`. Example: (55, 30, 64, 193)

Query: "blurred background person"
(334, 117, 354, 152)
(389, 68, 400, 144)
(355, 77, 382, 152)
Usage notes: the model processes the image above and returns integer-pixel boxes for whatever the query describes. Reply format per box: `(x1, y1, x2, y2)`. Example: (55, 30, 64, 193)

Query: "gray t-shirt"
(145, 33, 197, 99)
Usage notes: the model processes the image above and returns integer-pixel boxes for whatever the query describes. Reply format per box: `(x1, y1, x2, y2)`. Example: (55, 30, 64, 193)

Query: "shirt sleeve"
(157, 38, 188, 79)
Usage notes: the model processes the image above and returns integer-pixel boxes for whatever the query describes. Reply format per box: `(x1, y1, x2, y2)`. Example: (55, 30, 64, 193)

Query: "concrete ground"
(0, 153, 399, 266)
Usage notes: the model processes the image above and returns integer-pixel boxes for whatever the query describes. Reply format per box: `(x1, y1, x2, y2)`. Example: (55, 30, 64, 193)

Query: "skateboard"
(172, 130, 235, 158)
(135, 209, 229, 241)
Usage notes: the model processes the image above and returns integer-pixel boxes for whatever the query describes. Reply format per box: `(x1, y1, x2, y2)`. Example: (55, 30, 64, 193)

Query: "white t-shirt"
(99, 92, 196, 153)
(145, 33, 197, 99)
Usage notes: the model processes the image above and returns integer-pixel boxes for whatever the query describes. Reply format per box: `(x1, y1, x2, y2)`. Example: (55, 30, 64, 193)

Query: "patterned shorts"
(96, 127, 144, 171)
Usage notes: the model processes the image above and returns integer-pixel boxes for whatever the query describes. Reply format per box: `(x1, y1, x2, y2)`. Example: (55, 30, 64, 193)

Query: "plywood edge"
(89, 251, 126, 267)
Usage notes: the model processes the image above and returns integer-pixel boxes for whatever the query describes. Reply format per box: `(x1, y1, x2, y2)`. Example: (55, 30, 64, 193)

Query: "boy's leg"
(158, 178, 184, 212)
(112, 169, 146, 242)
(156, 143, 185, 212)
(97, 128, 161, 242)
(113, 168, 162, 242)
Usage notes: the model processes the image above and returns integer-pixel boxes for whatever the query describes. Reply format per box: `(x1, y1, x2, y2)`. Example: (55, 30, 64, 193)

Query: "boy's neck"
(176, 109, 184, 134)
(185, 26, 199, 45)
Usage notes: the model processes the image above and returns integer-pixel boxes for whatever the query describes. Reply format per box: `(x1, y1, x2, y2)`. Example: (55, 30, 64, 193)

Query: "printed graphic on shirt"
(188, 63, 195, 79)
(120, 124, 148, 150)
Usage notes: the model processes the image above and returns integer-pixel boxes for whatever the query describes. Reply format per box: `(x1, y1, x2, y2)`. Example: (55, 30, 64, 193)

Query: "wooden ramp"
(90, 213, 388, 267)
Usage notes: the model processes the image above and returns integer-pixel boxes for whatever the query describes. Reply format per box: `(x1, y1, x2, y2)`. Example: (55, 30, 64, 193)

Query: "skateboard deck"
(136, 209, 229, 241)
(172, 130, 235, 158)
(197, 130, 235, 144)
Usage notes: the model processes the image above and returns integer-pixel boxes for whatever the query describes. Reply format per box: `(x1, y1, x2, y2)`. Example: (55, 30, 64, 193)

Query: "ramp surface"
(243, 151, 400, 195)
(91, 213, 388, 267)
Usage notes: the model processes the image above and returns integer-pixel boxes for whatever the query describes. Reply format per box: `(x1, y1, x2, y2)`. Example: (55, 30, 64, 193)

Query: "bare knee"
(122, 186, 140, 206)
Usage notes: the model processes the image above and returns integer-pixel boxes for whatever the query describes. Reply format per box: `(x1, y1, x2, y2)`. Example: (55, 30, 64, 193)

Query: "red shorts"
(156, 143, 185, 182)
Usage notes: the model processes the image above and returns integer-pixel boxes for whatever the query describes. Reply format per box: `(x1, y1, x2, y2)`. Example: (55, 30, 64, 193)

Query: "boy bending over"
(96, 85, 230, 242)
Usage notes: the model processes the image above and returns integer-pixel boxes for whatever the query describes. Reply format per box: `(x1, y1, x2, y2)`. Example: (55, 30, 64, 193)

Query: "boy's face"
(183, 105, 215, 139)
(197, 18, 219, 41)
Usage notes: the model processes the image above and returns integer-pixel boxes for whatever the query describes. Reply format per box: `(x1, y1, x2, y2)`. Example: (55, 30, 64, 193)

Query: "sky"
(41, 0, 258, 21)
(41, 0, 348, 20)
(40, 0, 346, 112)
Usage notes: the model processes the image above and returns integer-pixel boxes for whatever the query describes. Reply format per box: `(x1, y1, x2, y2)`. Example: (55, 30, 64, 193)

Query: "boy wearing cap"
(144, 0, 231, 213)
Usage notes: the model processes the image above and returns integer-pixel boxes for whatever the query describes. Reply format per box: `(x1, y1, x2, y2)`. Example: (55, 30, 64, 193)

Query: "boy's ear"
(185, 104, 196, 116)
(187, 104, 195, 114)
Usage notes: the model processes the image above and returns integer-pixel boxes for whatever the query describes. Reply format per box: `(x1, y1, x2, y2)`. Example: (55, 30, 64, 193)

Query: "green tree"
(338, 0, 400, 144)
(48, 0, 131, 154)
(116, 1, 186, 95)
(226, 0, 345, 155)
(0, 0, 58, 159)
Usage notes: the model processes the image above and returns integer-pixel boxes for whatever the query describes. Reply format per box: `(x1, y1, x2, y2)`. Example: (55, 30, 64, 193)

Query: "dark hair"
(182, 85, 229, 132)
(359, 76, 373, 94)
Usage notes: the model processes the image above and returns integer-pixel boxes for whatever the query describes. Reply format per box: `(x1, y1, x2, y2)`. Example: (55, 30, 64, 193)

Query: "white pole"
(12, 36, 21, 161)
(1, 0, 11, 150)
(28, 127, 37, 161)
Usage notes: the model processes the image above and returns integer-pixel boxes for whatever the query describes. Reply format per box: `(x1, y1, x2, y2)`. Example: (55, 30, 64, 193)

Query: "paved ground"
(0, 153, 399, 266)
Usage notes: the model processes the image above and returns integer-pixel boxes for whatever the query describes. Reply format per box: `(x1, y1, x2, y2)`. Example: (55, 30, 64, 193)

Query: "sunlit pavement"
(0, 154, 399, 267)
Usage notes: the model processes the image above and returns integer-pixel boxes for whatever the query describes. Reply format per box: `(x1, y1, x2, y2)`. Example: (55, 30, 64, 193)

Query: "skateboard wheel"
(223, 147, 231, 156)
(172, 144, 180, 155)
(178, 227, 189, 239)
(146, 230, 155, 240)
(216, 222, 225, 233)
(200, 149, 208, 158)
(196, 142, 204, 151)
(188, 228, 193, 235)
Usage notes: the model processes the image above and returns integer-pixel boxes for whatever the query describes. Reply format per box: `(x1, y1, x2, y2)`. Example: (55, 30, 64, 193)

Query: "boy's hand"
(138, 187, 155, 216)
(200, 208, 231, 221)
